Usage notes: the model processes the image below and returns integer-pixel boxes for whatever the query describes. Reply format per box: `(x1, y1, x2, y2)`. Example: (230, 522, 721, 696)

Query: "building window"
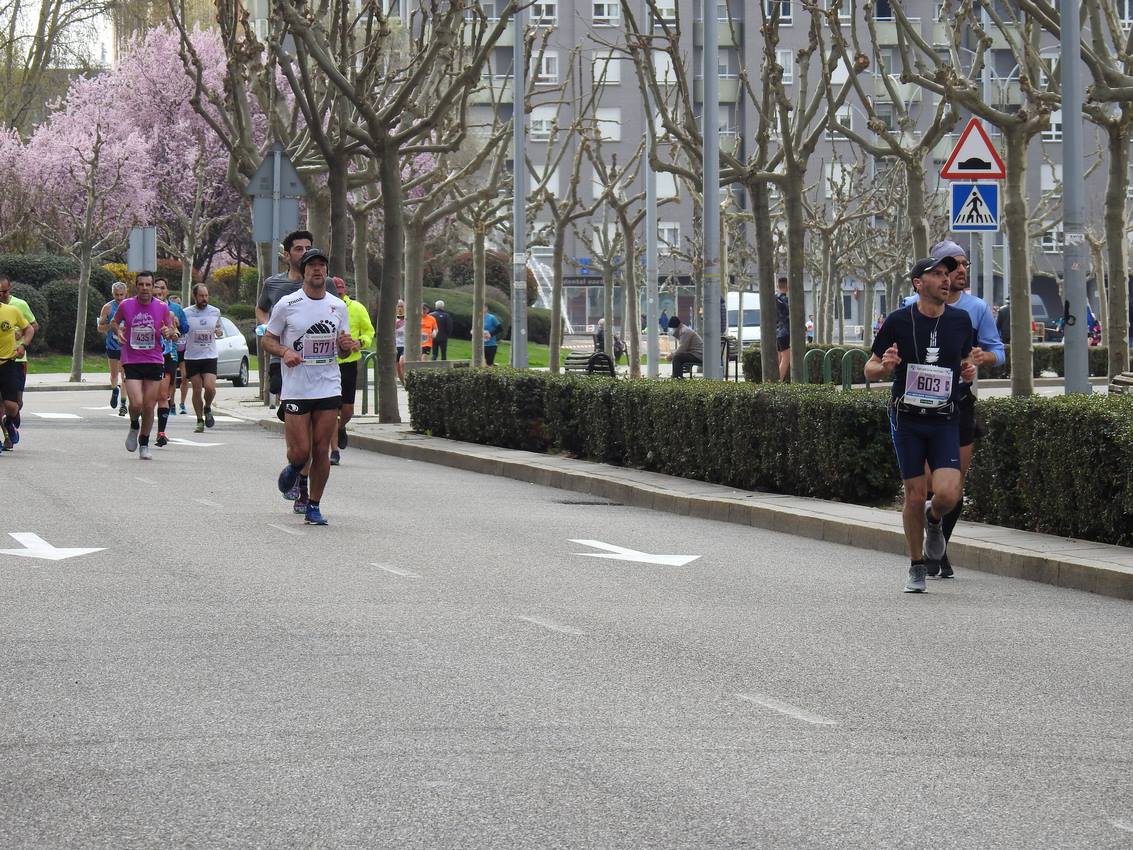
(825, 162, 847, 198)
(593, 52, 621, 84)
(535, 51, 559, 84)
(874, 0, 894, 19)
(474, 0, 499, 21)
(1041, 224, 1064, 254)
(765, 0, 792, 24)
(654, 51, 676, 85)
(657, 172, 679, 199)
(1121, 0, 1133, 29)
(529, 106, 556, 142)
(826, 105, 852, 140)
(593, 1, 619, 26)
(875, 102, 898, 132)
(658, 222, 680, 254)
(1043, 109, 1063, 142)
(1041, 163, 1062, 196)
(531, 0, 557, 25)
(655, 0, 677, 25)
(717, 1, 732, 21)
(595, 107, 622, 142)
(776, 49, 794, 84)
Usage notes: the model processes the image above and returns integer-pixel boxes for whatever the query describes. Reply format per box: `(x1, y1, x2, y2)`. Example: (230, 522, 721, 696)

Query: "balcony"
(694, 77, 740, 102)
(469, 77, 514, 104)
(694, 20, 742, 48)
(462, 18, 513, 47)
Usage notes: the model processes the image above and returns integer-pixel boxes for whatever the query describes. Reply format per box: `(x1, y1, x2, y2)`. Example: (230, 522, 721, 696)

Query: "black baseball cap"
(299, 248, 329, 270)
(909, 255, 957, 281)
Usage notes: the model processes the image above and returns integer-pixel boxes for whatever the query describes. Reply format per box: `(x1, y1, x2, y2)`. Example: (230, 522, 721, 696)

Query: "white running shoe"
(125, 428, 139, 452)
(139, 445, 152, 460)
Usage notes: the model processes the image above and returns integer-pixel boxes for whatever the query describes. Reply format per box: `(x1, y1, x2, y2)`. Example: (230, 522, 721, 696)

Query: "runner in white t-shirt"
(183, 284, 224, 433)
(264, 248, 358, 525)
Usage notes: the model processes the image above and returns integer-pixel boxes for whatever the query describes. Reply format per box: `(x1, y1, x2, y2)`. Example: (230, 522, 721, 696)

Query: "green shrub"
(527, 307, 561, 346)
(967, 394, 1133, 545)
(407, 369, 902, 504)
(224, 303, 257, 321)
(39, 279, 105, 352)
(210, 265, 259, 303)
(8, 283, 48, 353)
(424, 250, 538, 305)
(0, 255, 78, 288)
(423, 286, 510, 341)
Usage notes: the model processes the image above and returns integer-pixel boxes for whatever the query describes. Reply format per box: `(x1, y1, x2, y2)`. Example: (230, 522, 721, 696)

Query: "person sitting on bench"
(668, 315, 703, 379)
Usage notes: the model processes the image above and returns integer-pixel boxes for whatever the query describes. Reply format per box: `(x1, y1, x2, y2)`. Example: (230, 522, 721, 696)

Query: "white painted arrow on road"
(570, 539, 700, 566)
(0, 533, 105, 562)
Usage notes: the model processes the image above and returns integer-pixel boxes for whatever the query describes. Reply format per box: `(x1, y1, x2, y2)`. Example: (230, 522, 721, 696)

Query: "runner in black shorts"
(904, 240, 1006, 578)
(864, 256, 976, 594)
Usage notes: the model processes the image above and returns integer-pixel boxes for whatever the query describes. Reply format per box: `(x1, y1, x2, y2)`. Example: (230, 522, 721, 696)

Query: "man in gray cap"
(866, 255, 976, 593)
(906, 239, 1005, 579)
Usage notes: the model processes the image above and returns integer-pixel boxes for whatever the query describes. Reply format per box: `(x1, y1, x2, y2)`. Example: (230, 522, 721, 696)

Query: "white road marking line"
(266, 523, 304, 537)
(31, 412, 82, 419)
(210, 415, 242, 423)
(194, 498, 223, 508)
(134, 476, 156, 485)
(168, 438, 224, 447)
(370, 563, 420, 578)
(1111, 819, 1133, 833)
(734, 693, 837, 726)
(82, 406, 113, 410)
(517, 616, 585, 636)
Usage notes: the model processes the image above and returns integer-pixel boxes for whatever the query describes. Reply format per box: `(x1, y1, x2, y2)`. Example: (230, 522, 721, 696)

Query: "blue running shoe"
(293, 494, 308, 514)
(304, 504, 328, 525)
(5, 421, 17, 446)
(283, 482, 300, 501)
(278, 463, 300, 494)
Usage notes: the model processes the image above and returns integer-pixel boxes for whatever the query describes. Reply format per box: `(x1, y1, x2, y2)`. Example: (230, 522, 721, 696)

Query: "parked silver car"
(216, 316, 250, 387)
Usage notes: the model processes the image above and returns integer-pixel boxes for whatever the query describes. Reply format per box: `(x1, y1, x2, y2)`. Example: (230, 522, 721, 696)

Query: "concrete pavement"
(215, 388, 1133, 602)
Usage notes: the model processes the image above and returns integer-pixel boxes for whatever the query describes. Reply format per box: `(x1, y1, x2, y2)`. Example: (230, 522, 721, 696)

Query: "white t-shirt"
(183, 304, 222, 360)
(266, 289, 349, 401)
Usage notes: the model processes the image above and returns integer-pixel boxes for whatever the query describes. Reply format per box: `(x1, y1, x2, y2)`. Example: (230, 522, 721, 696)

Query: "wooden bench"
(563, 351, 616, 376)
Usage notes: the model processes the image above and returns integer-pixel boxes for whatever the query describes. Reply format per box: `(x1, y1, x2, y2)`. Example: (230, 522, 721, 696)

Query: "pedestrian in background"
(775, 276, 791, 381)
(429, 300, 453, 361)
(482, 306, 503, 365)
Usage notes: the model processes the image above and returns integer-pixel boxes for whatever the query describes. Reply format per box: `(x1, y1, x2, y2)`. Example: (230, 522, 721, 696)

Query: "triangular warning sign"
(940, 118, 1006, 180)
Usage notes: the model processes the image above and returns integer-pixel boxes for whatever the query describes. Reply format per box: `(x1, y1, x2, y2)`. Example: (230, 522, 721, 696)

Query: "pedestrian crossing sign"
(950, 182, 1000, 232)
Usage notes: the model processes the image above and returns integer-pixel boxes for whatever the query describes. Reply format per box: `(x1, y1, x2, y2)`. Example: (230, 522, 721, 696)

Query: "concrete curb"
(234, 407, 1133, 602)
(25, 382, 111, 392)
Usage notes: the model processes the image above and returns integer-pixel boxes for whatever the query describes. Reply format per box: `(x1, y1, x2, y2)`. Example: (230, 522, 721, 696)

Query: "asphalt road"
(3, 389, 1132, 849)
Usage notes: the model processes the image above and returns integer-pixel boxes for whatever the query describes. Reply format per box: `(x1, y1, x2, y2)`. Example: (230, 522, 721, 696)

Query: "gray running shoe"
(938, 554, 955, 579)
(924, 502, 947, 561)
(139, 445, 152, 460)
(125, 427, 139, 452)
(904, 562, 927, 593)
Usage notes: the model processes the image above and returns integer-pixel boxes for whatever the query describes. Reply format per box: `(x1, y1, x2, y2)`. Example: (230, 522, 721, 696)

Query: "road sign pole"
(1061, 0, 1090, 394)
(511, 3, 528, 369)
(701, 0, 721, 379)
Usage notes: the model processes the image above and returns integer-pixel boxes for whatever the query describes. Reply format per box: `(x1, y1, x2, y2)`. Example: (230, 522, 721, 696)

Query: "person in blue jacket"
(903, 239, 1005, 579)
(482, 306, 503, 366)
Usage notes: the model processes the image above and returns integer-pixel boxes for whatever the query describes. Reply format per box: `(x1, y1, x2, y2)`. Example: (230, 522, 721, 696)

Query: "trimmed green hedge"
(39, 279, 104, 352)
(742, 342, 1110, 383)
(966, 394, 1133, 546)
(406, 369, 901, 504)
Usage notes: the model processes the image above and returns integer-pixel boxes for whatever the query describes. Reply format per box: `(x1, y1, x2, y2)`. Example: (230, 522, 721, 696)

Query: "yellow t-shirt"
(0, 302, 28, 361)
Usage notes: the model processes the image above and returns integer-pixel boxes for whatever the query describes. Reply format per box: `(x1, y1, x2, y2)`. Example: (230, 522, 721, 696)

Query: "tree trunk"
(472, 228, 486, 367)
(70, 247, 92, 382)
(404, 219, 425, 363)
(377, 141, 404, 423)
(1105, 124, 1131, 378)
(1004, 128, 1033, 396)
(905, 158, 930, 260)
(180, 231, 194, 303)
(352, 206, 372, 312)
(784, 171, 807, 381)
(602, 265, 614, 358)
(622, 220, 640, 378)
(549, 228, 566, 374)
(307, 186, 331, 255)
(751, 181, 778, 382)
(327, 155, 349, 278)
(863, 279, 876, 348)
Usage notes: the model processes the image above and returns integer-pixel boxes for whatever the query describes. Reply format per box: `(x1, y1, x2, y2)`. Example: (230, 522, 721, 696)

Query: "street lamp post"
(701, 0, 721, 378)
(511, 3, 529, 368)
(1061, 0, 1090, 394)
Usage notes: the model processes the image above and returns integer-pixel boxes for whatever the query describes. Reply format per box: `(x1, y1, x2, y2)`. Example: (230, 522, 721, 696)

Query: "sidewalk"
(219, 389, 1133, 602)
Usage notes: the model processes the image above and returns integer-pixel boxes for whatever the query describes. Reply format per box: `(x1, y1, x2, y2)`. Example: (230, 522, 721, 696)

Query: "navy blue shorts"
(889, 408, 961, 480)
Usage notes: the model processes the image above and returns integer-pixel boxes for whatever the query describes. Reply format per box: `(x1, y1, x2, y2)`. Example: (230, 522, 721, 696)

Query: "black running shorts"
(123, 362, 165, 382)
(281, 396, 342, 416)
(185, 358, 218, 378)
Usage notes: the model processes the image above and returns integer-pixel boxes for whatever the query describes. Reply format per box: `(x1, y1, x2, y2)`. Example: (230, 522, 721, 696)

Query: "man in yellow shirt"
(0, 276, 34, 451)
(331, 276, 375, 465)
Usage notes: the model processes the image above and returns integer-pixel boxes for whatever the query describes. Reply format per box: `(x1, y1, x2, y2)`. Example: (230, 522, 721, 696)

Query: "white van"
(726, 290, 761, 345)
